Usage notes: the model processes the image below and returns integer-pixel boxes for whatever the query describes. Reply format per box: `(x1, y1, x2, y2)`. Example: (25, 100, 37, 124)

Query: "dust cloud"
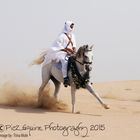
(0, 81, 68, 112)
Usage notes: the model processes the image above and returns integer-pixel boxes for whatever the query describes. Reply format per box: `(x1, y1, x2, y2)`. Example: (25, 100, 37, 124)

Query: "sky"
(0, 0, 140, 85)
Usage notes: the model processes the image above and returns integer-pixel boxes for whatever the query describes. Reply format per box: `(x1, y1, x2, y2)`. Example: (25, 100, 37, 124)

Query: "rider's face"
(70, 23, 74, 29)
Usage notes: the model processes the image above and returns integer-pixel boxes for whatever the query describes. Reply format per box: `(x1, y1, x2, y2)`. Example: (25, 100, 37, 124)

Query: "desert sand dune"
(0, 80, 140, 140)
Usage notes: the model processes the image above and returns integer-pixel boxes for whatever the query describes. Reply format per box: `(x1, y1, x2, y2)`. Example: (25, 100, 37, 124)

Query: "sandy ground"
(0, 80, 140, 140)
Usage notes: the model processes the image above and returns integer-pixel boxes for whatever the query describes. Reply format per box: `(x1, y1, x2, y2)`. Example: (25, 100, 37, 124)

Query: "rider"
(43, 21, 76, 87)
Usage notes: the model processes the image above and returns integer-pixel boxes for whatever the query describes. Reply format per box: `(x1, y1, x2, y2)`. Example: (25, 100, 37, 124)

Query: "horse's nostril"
(85, 65, 88, 70)
(89, 67, 92, 71)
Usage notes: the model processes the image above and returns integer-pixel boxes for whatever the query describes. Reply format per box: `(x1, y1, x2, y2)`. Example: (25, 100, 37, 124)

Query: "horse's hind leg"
(51, 76, 61, 99)
(38, 66, 50, 107)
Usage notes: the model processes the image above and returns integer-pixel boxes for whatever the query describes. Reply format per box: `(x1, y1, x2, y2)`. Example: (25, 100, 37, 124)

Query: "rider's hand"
(72, 47, 76, 53)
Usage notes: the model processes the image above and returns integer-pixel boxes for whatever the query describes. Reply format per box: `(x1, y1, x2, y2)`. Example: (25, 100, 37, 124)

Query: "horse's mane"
(76, 46, 84, 58)
(76, 45, 89, 58)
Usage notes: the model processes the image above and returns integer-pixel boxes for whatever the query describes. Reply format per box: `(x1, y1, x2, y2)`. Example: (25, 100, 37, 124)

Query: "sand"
(0, 80, 140, 140)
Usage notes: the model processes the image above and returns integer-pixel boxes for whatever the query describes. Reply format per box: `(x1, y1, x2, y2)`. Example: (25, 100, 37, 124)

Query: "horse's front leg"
(86, 83, 110, 109)
(71, 84, 76, 113)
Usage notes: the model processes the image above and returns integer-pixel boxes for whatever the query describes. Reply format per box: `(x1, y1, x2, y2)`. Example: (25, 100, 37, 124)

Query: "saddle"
(54, 54, 70, 70)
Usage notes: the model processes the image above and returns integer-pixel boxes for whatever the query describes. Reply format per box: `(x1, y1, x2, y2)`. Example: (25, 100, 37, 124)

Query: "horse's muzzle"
(85, 64, 92, 71)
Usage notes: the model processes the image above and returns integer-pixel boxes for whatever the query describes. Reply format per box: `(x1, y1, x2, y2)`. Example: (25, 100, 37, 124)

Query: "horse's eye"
(84, 55, 88, 59)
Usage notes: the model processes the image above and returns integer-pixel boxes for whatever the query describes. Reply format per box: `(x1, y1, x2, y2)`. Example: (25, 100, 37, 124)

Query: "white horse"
(37, 45, 109, 113)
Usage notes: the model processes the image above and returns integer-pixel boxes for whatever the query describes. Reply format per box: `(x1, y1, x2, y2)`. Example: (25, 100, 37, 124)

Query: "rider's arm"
(55, 34, 66, 50)
(72, 34, 76, 52)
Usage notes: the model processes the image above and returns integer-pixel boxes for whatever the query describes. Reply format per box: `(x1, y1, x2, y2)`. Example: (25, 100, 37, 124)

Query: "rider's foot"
(63, 77, 69, 87)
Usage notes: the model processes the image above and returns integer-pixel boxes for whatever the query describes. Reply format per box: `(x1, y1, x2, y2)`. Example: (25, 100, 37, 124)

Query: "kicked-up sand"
(0, 80, 140, 140)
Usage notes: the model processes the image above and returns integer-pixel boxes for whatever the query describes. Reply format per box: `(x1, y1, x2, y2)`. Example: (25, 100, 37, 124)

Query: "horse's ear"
(83, 44, 88, 51)
(90, 44, 94, 50)
(76, 47, 82, 58)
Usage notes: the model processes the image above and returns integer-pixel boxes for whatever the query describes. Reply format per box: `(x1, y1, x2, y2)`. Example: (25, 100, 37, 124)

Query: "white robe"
(43, 21, 76, 66)
(43, 21, 76, 78)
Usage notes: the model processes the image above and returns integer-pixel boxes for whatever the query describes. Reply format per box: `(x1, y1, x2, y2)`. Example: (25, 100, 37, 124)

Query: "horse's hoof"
(35, 102, 43, 108)
(103, 104, 110, 109)
(35, 105, 41, 108)
(76, 111, 80, 114)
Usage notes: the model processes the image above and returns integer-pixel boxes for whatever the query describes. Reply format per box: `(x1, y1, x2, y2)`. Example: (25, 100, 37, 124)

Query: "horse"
(36, 45, 109, 113)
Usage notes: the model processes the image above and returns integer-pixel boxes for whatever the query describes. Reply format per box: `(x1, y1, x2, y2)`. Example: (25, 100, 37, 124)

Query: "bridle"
(74, 58, 92, 65)
(74, 49, 93, 66)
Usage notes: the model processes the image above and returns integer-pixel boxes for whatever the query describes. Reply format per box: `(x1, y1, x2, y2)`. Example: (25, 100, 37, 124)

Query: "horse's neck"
(75, 58, 85, 76)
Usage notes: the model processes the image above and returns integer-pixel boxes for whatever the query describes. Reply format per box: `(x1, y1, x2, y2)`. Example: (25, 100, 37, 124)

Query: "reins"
(73, 48, 93, 65)
(73, 58, 92, 65)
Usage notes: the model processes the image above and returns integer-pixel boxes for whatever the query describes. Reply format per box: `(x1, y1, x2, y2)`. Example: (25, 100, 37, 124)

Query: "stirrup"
(63, 77, 69, 87)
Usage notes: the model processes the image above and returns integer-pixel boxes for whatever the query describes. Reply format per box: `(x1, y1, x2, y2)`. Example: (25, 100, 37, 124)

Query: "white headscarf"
(63, 21, 74, 34)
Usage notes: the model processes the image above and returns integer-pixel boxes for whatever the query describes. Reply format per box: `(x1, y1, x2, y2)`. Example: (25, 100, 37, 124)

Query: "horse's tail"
(29, 51, 47, 66)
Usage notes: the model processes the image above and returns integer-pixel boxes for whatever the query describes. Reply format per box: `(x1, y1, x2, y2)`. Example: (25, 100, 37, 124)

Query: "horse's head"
(76, 44, 94, 71)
